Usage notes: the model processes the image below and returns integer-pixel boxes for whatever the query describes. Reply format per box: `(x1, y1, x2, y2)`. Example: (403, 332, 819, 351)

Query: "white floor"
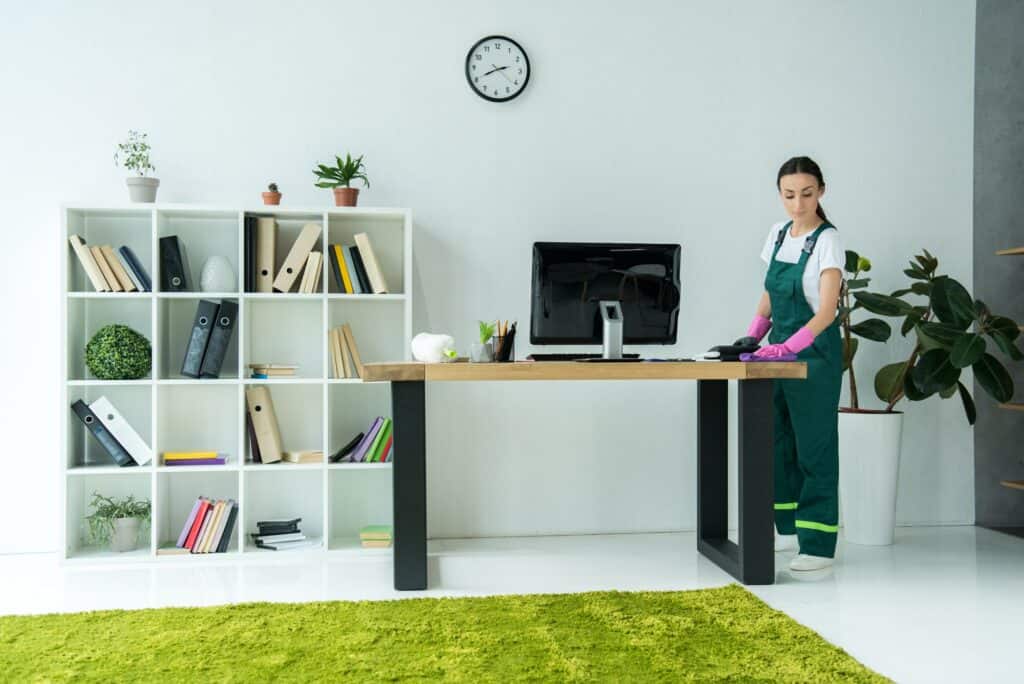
(2, 525, 1021, 683)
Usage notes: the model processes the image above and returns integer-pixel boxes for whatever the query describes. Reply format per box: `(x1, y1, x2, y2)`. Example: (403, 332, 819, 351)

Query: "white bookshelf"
(60, 204, 411, 562)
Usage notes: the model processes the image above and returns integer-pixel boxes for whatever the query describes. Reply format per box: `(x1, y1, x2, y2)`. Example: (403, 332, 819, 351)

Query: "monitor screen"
(530, 242, 681, 345)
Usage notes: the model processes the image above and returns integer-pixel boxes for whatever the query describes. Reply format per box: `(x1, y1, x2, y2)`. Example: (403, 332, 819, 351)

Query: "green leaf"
(930, 276, 975, 330)
(844, 250, 860, 273)
(950, 333, 986, 368)
(314, 181, 340, 188)
(850, 318, 892, 342)
(904, 267, 929, 281)
(910, 349, 960, 397)
(988, 315, 1021, 341)
(974, 299, 990, 319)
(939, 384, 958, 399)
(973, 353, 1014, 403)
(910, 282, 932, 297)
(842, 337, 859, 371)
(875, 362, 906, 404)
(846, 278, 870, 289)
(989, 330, 1024, 361)
(903, 369, 930, 400)
(854, 291, 914, 317)
(916, 321, 962, 350)
(956, 381, 977, 425)
(890, 288, 914, 298)
(901, 314, 919, 336)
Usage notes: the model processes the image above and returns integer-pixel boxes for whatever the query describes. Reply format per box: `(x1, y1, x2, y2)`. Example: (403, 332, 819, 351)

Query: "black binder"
(349, 245, 372, 293)
(159, 235, 190, 291)
(244, 216, 256, 292)
(245, 409, 262, 463)
(199, 299, 238, 378)
(70, 400, 134, 467)
(118, 246, 152, 292)
(181, 299, 218, 378)
(327, 244, 344, 292)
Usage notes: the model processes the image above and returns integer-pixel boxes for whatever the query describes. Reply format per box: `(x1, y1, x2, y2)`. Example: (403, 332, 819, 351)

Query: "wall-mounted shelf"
(1000, 480, 1024, 491)
(60, 204, 411, 562)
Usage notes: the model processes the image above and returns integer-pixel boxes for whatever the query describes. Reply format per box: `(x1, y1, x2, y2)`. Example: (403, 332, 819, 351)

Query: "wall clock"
(465, 35, 530, 102)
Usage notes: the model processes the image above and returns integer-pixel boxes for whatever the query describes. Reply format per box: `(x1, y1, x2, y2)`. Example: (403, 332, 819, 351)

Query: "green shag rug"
(0, 584, 888, 682)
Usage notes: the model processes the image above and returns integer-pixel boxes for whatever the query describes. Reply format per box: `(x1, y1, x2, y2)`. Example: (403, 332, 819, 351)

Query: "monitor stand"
(577, 301, 643, 362)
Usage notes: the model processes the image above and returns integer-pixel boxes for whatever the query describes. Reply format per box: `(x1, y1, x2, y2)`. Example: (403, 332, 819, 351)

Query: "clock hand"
(491, 64, 514, 83)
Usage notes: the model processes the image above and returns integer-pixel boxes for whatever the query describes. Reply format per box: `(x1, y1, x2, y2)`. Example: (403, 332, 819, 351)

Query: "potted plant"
(313, 153, 370, 206)
(84, 491, 151, 552)
(470, 320, 496, 362)
(115, 130, 159, 203)
(85, 324, 152, 380)
(262, 182, 282, 205)
(838, 249, 1021, 545)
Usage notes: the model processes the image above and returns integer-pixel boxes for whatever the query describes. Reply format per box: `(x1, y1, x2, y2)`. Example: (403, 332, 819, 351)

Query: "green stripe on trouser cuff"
(774, 502, 798, 510)
(795, 520, 838, 533)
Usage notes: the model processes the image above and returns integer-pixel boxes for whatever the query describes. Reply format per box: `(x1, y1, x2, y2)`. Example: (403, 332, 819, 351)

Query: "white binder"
(88, 395, 153, 465)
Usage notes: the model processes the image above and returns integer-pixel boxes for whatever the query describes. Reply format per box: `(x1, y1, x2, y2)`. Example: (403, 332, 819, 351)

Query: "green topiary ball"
(85, 324, 152, 380)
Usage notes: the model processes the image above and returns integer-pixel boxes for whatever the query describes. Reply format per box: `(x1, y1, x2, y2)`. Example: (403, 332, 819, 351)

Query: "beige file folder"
(256, 217, 277, 293)
(273, 222, 322, 293)
(245, 386, 283, 463)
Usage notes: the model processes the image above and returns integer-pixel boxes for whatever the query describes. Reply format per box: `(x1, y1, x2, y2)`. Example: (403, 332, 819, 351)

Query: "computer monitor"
(530, 242, 681, 357)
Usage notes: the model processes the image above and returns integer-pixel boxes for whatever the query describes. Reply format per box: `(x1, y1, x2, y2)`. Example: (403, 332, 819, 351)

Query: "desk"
(362, 360, 807, 590)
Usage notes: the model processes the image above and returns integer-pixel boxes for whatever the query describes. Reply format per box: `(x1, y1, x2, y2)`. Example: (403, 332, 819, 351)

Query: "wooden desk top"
(361, 360, 807, 382)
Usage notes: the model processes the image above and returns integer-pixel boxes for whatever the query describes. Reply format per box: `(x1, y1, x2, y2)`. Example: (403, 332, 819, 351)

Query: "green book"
(360, 524, 392, 540)
(367, 418, 392, 463)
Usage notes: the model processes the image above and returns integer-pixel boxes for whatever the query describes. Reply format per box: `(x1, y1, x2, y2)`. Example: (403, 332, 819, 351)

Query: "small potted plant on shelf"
(262, 182, 282, 205)
(313, 153, 370, 206)
(85, 324, 152, 380)
(85, 491, 151, 552)
(838, 248, 1021, 546)
(470, 320, 496, 362)
(115, 130, 159, 203)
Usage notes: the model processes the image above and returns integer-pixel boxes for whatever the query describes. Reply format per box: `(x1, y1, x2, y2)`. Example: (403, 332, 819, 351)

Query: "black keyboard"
(526, 352, 641, 361)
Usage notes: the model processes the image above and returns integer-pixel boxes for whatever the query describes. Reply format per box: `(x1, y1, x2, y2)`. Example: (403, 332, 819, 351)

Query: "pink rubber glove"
(753, 326, 815, 358)
(746, 314, 772, 343)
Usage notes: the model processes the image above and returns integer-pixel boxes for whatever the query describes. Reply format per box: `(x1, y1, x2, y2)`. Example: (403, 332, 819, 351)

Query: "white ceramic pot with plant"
(313, 153, 369, 207)
(838, 249, 1020, 545)
(84, 491, 151, 552)
(470, 321, 496, 363)
(115, 130, 159, 203)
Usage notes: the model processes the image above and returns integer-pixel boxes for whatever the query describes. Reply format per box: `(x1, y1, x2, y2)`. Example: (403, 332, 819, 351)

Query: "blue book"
(118, 245, 152, 292)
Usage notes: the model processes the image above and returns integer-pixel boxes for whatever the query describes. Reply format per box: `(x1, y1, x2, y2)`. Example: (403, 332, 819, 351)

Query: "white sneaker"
(774, 533, 798, 552)
(788, 553, 834, 572)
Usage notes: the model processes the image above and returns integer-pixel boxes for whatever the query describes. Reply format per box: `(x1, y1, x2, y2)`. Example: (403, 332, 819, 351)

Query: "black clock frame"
(465, 34, 530, 103)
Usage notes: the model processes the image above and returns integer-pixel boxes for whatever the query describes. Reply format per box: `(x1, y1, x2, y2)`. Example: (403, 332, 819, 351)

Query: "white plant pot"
(110, 517, 141, 552)
(838, 410, 903, 545)
(469, 342, 493, 363)
(126, 177, 160, 203)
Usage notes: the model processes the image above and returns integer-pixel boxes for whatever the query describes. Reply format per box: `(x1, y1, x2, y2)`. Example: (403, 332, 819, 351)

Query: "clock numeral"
(471, 64, 476, 70)
(506, 86, 510, 94)
(515, 56, 520, 62)
(474, 77, 479, 83)
(514, 80, 518, 85)
(483, 45, 490, 52)
(494, 43, 501, 50)
(518, 68, 523, 74)
(475, 54, 482, 60)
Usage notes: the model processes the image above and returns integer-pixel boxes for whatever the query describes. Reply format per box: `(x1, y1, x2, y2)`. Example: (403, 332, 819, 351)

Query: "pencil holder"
(493, 332, 515, 362)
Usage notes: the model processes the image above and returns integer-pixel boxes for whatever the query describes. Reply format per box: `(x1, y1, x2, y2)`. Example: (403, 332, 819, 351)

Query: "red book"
(184, 499, 211, 550)
(380, 434, 393, 463)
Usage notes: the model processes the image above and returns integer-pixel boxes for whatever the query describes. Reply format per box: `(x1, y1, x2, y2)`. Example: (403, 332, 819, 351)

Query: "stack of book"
(68, 235, 151, 292)
(360, 525, 392, 548)
(251, 518, 319, 551)
(163, 497, 238, 554)
(337, 416, 393, 463)
(248, 363, 298, 379)
(162, 451, 226, 467)
(282, 450, 323, 464)
(243, 217, 323, 293)
(180, 299, 238, 379)
(328, 323, 365, 379)
(70, 396, 153, 467)
(326, 233, 390, 295)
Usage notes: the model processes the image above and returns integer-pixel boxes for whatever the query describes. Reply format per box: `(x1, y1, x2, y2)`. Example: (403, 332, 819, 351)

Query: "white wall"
(0, 0, 975, 553)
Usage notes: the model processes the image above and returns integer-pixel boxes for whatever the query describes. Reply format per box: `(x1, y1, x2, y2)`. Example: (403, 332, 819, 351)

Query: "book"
(335, 244, 355, 294)
(118, 253, 145, 291)
(348, 245, 372, 293)
(68, 235, 110, 291)
(165, 458, 226, 466)
(353, 232, 389, 294)
(245, 410, 261, 464)
(327, 244, 344, 292)
(251, 532, 306, 544)
(341, 323, 364, 378)
(176, 498, 204, 547)
(90, 245, 120, 291)
(216, 502, 239, 553)
(118, 246, 152, 292)
(184, 499, 212, 549)
(361, 540, 393, 548)
(366, 418, 392, 463)
(282, 450, 323, 464)
(100, 245, 138, 291)
(380, 432, 393, 463)
(207, 499, 234, 553)
(157, 546, 192, 556)
(192, 500, 219, 553)
(89, 395, 153, 465)
(273, 222, 321, 293)
(298, 251, 316, 294)
(351, 417, 384, 463)
(256, 538, 320, 551)
(197, 501, 224, 553)
(359, 524, 392, 540)
(163, 451, 218, 460)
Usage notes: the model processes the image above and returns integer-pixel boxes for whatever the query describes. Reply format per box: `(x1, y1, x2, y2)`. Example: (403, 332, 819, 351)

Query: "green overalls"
(766, 221, 843, 558)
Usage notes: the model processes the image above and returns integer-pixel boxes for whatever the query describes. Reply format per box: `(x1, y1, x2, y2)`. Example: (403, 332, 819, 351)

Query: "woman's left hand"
(753, 343, 791, 359)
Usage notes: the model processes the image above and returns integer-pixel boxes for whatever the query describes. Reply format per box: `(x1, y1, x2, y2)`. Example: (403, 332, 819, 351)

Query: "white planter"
(110, 517, 141, 552)
(838, 410, 904, 545)
(126, 177, 160, 203)
(469, 342, 493, 362)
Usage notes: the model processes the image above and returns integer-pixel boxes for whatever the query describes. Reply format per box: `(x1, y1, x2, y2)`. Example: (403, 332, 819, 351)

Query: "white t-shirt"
(759, 220, 844, 314)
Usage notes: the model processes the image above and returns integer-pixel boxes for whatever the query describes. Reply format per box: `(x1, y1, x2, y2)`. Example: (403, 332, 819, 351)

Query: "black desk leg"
(392, 381, 427, 590)
(697, 379, 775, 585)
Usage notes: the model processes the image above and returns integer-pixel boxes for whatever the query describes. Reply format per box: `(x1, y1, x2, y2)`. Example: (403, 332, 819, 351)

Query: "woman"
(743, 156, 844, 576)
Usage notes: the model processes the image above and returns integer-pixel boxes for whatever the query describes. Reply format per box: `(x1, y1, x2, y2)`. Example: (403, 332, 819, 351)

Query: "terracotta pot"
(333, 187, 359, 207)
(262, 191, 281, 205)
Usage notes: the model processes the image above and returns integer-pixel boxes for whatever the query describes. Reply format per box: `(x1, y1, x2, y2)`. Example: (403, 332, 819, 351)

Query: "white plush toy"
(411, 333, 456, 363)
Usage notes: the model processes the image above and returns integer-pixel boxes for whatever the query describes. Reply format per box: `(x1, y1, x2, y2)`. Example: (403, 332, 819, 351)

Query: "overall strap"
(771, 221, 792, 261)
(800, 222, 835, 259)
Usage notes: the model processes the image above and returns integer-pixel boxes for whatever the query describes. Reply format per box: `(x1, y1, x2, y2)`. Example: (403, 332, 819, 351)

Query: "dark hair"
(777, 156, 829, 223)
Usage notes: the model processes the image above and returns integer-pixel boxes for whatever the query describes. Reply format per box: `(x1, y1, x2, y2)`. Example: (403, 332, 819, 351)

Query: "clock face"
(465, 35, 530, 102)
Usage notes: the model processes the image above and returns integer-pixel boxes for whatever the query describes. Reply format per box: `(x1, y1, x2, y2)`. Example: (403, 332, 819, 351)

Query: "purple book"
(166, 458, 227, 466)
(350, 417, 384, 463)
(176, 497, 204, 547)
